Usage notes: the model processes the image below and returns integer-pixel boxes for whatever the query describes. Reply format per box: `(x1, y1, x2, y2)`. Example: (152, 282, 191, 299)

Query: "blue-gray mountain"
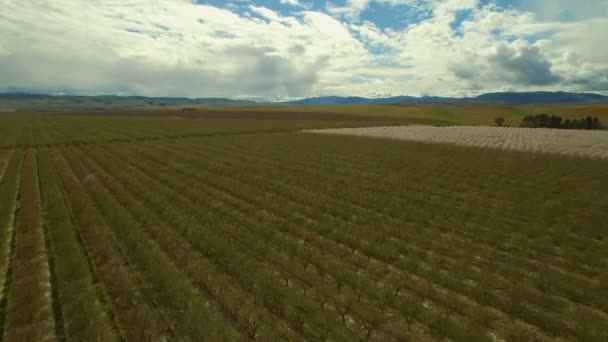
(0, 92, 255, 111)
(1, 91, 607, 111)
(287, 92, 608, 105)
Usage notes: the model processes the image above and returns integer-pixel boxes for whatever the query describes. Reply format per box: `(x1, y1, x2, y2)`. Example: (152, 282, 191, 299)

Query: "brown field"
(51, 108, 449, 126)
(150, 103, 608, 127)
(27, 102, 608, 128)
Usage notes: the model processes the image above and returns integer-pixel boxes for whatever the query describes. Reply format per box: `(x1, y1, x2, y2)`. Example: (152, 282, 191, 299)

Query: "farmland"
(307, 126, 608, 159)
(193, 103, 608, 127)
(0, 111, 607, 341)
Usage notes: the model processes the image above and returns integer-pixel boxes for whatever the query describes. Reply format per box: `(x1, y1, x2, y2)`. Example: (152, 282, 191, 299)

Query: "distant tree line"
(520, 114, 603, 130)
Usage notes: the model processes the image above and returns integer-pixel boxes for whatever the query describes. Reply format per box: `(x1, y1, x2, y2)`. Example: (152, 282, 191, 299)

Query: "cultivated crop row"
(75, 145, 372, 341)
(2, 150, 56, 341)
(0, 114, 388, 148)
(67, 133, 605, 336)
(0, 123, 606, 341)
(119, 136, 603, 340)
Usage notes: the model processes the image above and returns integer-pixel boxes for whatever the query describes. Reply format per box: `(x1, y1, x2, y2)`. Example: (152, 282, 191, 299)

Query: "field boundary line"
(36, 149, 66, 342)
(0, 151, 23, 340)
(0, 149, 13, 184)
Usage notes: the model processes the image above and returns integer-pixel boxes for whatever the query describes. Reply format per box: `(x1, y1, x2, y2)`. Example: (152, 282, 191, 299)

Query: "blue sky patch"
(362, 2, 426, 30)
(451, 9, 473, 36)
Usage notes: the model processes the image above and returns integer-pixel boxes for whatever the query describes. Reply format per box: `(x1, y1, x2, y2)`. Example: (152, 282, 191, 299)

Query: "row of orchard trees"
(495, 114, 604, 129)
(520, 114, 603, 130)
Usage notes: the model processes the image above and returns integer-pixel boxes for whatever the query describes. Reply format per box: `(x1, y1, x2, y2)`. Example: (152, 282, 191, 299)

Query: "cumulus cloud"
(380, 0, 608, 95)
(249, 5, 282, 22)
(0, 0, 366, 98)
(0, 0, 607, 98)
(0, 37, 328, 97)
(520, 0, 608, 21)
(327, 0, 426, 20)
(451, 40, 562, 87)
(487, 40, 561, 85)
(280, 0, 303, 7)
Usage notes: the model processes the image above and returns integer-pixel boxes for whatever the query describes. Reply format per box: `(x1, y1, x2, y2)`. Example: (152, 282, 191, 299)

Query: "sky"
(0, 0, 607, 100)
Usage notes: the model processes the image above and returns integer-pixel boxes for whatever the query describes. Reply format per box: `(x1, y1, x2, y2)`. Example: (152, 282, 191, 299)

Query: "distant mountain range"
(286, 92, 608, 105)
(1, 91, 607, 111)
(0, 92, 255, 111)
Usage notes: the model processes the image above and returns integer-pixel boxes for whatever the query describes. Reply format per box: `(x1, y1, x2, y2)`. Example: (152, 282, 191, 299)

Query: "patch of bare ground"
(305, 126, 608, 159)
